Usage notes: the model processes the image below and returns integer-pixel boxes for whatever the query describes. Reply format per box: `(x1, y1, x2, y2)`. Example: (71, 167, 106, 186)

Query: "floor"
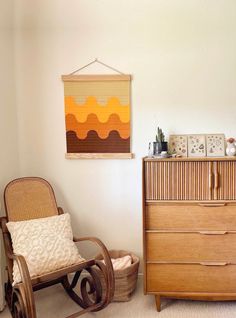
(1, 277, 236, 318)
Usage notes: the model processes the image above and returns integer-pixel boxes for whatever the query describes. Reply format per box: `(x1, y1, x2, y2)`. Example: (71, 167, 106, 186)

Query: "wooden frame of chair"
(0, 177, 115, 318)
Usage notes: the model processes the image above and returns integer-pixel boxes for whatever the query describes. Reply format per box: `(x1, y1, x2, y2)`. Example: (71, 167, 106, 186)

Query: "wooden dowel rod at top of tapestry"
(62, 75, 131, 82)
(62, 73, 132, 158)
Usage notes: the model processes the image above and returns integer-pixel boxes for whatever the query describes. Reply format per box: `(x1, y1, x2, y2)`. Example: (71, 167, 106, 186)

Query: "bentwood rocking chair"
(1, 177, 115, 318)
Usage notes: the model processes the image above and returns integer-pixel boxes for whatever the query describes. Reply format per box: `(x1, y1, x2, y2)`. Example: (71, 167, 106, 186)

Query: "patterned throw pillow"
(7, 213, 84, 285)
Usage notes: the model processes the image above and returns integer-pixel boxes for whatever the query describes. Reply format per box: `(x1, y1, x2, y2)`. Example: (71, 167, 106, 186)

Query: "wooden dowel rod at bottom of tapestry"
(65, 153, 134, 159)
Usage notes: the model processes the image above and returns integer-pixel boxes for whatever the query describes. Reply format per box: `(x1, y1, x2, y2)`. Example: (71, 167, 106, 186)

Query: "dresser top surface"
(143, 156, 236, 162)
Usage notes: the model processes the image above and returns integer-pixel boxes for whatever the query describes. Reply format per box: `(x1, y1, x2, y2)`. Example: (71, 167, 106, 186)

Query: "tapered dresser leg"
(155, 295, 161, 312)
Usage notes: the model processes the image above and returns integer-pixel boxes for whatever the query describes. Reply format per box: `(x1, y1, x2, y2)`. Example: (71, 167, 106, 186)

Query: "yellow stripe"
(65, 96, 130, 123)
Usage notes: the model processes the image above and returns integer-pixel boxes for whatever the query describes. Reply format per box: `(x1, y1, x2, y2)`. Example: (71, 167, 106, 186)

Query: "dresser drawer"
(146, 232, 236, 262)
(147, 263, 236, 293)
(146, 203, 236, 230)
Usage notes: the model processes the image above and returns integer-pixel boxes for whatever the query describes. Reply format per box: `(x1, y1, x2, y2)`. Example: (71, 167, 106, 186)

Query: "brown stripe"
(66, 130, 130, 153)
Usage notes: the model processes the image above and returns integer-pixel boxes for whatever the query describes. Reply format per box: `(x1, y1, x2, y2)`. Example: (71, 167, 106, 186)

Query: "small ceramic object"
(226, 138, 236, 156)
(161, 151, 168, 158)
(148, 142, 154, 157)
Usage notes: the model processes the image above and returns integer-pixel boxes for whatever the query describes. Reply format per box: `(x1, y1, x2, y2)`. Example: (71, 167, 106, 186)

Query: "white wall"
(0, 0, 19, 310)
(13, 0, 236, 261)
(0, 0, 19, 203)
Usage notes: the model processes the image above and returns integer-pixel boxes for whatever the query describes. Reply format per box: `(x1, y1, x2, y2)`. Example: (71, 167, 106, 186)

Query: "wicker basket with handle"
(95, 250, 139, 302)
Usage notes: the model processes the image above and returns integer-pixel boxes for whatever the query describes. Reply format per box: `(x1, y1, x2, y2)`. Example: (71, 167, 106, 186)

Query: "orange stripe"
(66, 113, 130, 139)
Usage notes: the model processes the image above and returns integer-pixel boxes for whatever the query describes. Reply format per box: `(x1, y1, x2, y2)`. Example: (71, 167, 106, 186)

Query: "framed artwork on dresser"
(188, 134, 206, 157)
(169, 135, 188, 157)
(206, 134, 225, 157)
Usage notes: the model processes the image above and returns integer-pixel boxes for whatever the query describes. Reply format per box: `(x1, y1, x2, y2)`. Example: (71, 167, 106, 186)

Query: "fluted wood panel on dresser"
(216, 161, 236, 200)
(145, 158, 236, 201)
(145, 160, 211, 200)
(143, 157, 236, 312)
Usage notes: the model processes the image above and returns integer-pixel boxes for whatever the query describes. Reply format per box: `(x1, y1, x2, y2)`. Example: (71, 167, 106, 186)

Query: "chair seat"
(26, 259, 96, 286)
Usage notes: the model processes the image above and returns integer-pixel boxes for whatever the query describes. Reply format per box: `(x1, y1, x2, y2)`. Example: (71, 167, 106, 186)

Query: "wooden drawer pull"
(209, 171, 213, 190)
(199, 231, 227, 235)
(214, 172, 219, 189)
(200, 262, 227, 266)
(198, 203, 226, 207)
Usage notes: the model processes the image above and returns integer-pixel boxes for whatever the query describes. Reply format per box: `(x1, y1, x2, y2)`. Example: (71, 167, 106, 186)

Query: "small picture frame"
(187, 135, 206, 157)
(206, 134, 225, 157)
(169, 135, 188, 157)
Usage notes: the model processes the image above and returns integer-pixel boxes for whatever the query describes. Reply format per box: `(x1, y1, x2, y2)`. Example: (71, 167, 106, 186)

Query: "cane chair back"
(4, 177, 58, 221)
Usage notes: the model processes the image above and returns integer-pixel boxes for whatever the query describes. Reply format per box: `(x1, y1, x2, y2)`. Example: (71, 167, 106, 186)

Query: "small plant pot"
(154, 142, 168, 155)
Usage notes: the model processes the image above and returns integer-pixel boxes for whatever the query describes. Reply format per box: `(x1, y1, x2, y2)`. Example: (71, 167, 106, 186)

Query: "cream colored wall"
(14, 0, 236, 260)
(0, 0, 19, 310)
(0, 0, 19, 199)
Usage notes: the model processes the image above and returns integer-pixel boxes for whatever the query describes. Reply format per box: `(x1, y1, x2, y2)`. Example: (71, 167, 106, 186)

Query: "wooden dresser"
(142, 157, 236, 311)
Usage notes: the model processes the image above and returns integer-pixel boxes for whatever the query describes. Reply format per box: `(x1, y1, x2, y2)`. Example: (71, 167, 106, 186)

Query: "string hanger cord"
(69, 58, 125, 75)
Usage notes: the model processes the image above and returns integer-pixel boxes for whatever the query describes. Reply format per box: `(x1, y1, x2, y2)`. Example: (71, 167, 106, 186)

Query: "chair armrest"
(2, 216, 34, 304)
(8, 253, 36, 316)
(73, 236, 115, 300)
(73, 236, 111, 265)
(8, 254, 31, 285)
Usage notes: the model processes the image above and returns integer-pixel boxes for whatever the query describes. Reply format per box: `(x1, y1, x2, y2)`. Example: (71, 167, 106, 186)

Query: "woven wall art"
(62, 61, 132, 159)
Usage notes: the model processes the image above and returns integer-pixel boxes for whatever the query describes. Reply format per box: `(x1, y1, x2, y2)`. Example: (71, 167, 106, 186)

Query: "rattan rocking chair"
(0, 177, 115, 318)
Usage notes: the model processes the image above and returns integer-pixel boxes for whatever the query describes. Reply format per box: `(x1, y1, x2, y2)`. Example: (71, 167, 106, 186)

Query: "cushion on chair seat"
(7, 213, 84, 285)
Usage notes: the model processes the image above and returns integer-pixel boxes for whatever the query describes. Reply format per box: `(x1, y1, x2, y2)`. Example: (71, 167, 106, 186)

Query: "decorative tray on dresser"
(142, 156, 236, 311)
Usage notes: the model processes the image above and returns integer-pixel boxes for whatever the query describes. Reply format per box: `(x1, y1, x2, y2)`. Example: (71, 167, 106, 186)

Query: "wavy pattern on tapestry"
(63, 75, 131, 153)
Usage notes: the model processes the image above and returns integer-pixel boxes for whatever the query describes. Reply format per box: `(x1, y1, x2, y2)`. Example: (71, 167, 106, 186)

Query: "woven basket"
(95, 250, 139, 302)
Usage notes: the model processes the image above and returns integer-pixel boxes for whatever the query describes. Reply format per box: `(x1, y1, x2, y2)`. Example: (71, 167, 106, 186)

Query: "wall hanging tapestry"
(62, 59, 132, 159)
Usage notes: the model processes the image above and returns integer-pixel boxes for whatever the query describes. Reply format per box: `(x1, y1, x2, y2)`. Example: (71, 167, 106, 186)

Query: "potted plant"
(154, 127, 168, 155)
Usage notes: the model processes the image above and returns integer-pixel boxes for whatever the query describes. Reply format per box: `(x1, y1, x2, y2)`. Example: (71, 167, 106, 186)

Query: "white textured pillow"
(7, 213, 84, 285)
